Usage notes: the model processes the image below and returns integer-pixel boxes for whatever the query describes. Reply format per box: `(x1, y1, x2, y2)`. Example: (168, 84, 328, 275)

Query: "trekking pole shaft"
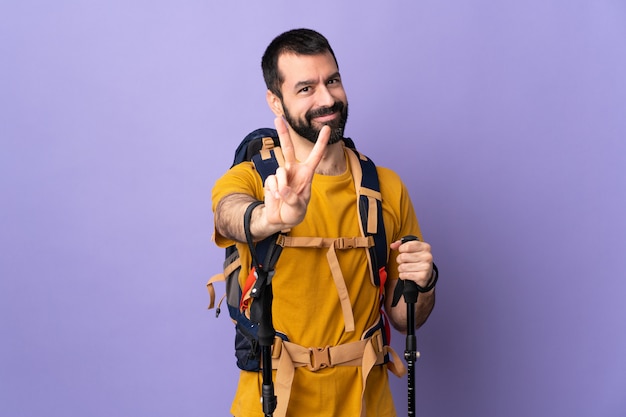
(405, 288, 417, 417)
(258, 282, 277, 416)
(261, 345, 276, 417)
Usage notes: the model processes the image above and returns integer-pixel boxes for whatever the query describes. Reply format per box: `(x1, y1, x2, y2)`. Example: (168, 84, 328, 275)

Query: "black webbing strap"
(391, 263, 439, 307)
(243, 201, 284, 276)
(244, 201, 264, 270)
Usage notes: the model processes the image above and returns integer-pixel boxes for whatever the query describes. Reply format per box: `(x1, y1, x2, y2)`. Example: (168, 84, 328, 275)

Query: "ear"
(266, 90, 284, 117)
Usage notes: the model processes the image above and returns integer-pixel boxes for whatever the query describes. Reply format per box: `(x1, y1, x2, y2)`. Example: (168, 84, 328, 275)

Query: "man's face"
(275, 52, 348, 144)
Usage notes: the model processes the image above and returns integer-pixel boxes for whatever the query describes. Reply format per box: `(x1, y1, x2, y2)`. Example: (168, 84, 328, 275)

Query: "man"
(212, 28, 436, 417)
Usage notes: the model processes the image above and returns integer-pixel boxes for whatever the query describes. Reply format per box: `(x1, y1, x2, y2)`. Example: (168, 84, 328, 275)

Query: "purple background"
(2, 1, 625, 416)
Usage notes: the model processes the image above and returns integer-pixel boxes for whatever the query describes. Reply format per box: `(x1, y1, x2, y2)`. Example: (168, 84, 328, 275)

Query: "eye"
(299, 86, 310, 93)
(327, 77, 341, 86)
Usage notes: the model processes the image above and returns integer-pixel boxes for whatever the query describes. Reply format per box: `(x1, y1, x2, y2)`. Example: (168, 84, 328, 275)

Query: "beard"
(282, 100, 349, 145)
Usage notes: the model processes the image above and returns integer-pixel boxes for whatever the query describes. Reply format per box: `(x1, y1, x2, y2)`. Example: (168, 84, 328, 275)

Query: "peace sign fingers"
(273, 116, 330, 169)
(274, 117, 296, 166)
(304, 123, 331, 169)
(261, 117, 332, 230)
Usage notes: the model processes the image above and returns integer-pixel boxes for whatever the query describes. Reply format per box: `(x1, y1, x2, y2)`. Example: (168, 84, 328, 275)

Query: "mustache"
(306, 101, 345, 121)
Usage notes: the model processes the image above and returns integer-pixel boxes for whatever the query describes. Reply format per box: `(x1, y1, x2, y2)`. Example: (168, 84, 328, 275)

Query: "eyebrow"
(293, 72, 341, 91)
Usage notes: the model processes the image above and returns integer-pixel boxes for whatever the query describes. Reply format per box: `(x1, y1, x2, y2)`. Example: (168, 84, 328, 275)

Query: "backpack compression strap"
(274, 235, 375, 333)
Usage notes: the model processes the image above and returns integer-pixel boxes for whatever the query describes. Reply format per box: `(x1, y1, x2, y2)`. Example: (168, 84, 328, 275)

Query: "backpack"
(207, 128, 397, 372)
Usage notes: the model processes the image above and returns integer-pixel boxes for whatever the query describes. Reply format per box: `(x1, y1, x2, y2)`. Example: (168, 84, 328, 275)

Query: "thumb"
(390, 240, 402, 251)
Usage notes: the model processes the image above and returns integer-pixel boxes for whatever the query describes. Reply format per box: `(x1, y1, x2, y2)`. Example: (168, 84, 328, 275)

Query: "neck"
(315, 142, 347, 175)
(290, 131, 347, 176)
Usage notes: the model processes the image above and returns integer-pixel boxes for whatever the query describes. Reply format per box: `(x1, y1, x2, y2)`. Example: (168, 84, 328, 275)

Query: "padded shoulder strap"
(346, 148, 388, 287)
(233, 128, 278, 166)
(251, 142, 284, 181)
(248, 134, 285, 272)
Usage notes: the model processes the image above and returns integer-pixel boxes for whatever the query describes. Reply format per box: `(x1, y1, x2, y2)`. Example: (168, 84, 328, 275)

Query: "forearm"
(215, 193, 284, 243)
(384, 280, 435, 333)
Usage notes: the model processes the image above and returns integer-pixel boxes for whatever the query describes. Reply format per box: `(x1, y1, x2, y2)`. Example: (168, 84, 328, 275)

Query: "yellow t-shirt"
(212, 149, 422, 417)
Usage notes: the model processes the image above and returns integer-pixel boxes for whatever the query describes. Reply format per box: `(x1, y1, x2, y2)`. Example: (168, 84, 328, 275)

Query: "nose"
(315, 85, 335, 108)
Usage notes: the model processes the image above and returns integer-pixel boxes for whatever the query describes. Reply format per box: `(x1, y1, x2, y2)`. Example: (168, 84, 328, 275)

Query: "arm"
(214, 117, 330, 243)
(384, 239, 436, 333)
(214, 192, 277, 242)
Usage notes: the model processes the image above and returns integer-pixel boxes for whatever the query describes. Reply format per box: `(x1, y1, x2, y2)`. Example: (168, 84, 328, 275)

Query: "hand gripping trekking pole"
(392, 235, 438, 417)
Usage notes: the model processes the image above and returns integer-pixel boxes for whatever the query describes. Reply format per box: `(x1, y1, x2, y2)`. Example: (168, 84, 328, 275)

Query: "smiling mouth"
(307, 101, 344, 123)
(312, 112, 338, 123)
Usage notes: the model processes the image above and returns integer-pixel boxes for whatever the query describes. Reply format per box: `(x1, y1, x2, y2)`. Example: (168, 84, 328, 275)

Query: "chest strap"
(265, 328, 405, 417)
(276, 235, 375, 333)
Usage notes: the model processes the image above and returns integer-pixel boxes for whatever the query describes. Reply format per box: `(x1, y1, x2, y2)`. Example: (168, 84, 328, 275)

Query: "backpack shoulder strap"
(245, 129, 286, 273)
(233, 128, 279, 166)
(345, 147, 388, 287)
(251, 135, 284, 181)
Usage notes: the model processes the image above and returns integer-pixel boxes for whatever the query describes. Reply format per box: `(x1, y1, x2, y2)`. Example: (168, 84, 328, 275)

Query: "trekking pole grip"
(401, 235, 420, 304)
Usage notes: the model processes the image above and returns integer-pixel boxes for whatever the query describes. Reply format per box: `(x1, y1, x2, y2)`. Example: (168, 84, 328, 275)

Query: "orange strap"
(276, 236, 375, 333)
(206, 273, 224, 309)
(267, 328, 406, 417)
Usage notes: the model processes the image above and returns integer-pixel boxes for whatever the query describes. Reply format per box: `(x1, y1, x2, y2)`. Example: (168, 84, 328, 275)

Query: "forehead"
(277, 52, 339, 87)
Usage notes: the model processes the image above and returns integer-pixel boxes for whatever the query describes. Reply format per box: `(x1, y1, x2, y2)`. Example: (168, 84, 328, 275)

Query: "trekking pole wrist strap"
(390, 263, 438, 307)
(244, 200, 264, 269)
(422, 262, 439, 292)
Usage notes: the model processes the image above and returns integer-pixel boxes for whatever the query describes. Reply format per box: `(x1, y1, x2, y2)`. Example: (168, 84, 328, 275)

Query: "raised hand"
(263, 117, 330, 229)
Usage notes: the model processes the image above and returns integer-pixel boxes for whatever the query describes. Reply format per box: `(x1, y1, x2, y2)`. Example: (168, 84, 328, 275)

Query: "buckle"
(336, 238, 355, 250)
(272, 337, 283, 359)
(370, 329, 384, 354)
(307, 346, 331, 371)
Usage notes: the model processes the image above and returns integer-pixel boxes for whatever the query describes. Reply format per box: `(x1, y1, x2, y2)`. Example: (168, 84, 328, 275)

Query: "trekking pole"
(244, 202, 279, 417)
(251, 270, 277, 417)
(401, 235, 419, 417)
(399, 235, 438, 417)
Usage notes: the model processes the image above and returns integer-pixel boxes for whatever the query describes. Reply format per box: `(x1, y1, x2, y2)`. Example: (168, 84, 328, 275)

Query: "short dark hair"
(261, 28, 339, 98)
